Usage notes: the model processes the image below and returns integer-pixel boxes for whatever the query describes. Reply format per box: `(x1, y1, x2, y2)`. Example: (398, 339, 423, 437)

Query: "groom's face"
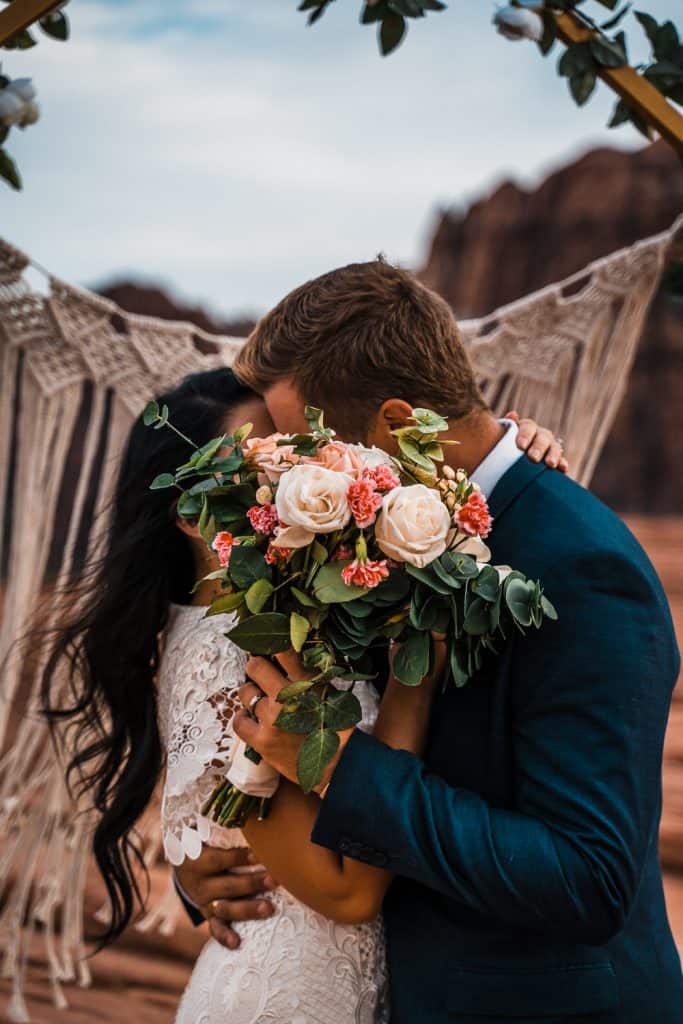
(264, 377, 359, 439)
(264, 378, 309, 435)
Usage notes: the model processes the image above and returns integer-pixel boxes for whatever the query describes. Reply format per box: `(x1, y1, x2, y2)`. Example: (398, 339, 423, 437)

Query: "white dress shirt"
(470, 419, 523, 499)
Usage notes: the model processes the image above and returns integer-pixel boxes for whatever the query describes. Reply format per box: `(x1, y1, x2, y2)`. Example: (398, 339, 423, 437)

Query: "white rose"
(275, 463, 352, 548)
(453, 533, 492, 564)
(493, 5, 544, 42)
(0, 88, 24, 127)
(8, 78, 36, 103)
(375, 484, 451, 568)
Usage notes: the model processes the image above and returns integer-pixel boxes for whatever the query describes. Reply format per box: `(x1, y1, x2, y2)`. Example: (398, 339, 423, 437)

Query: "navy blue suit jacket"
(312, 459, 682, 1023)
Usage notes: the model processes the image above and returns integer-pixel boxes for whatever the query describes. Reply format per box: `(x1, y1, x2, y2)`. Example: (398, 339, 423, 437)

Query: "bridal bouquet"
(145, 402, 556, 821)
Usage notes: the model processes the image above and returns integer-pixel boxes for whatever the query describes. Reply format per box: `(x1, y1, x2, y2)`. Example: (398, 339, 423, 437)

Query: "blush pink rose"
(211, 531, 237, 567)
(341, 558, 390, 589)
(243, 433, 298, 482)
(247, 503, 279, 536)
(303, 441, 367, 479)
(347, 478, 384, 528)
(456, 492, 493, 539)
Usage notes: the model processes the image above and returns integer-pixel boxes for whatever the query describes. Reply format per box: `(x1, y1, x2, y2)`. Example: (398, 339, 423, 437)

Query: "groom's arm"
(312, 549, 679, 944)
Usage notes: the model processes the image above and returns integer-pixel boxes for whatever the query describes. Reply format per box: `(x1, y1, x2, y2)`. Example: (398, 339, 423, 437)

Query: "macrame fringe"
(0, 216, 680, 1019)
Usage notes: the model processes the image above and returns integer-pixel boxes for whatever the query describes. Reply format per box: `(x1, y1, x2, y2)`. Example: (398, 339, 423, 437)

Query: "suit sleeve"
(312, 550, 678, 944)
(175, 874, 205, 927)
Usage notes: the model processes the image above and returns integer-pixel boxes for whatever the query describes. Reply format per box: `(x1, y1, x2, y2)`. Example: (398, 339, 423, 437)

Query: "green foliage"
(312, 561, 369, 603)
(297, 728, 340, 793)
(227, 612, 292, 655)
(228, 546, 271, 590)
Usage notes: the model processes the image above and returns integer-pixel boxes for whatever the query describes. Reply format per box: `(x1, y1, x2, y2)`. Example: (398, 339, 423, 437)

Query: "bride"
(41, 367, 563, 1023)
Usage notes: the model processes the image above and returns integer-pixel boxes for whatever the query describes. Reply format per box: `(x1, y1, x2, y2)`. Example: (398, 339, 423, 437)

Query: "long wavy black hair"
(41, 367, 254, 944)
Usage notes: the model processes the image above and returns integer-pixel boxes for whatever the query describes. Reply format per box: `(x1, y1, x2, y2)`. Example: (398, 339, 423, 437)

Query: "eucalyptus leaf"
(393, 630, 431, 686)
(505, 578, 535, 627)
(470, 565, 501, 603)
(150, 473, 176, 490)
(463, 596, 491, 636)
(143, 401, 159, 426)
(449, 641, 470, 688)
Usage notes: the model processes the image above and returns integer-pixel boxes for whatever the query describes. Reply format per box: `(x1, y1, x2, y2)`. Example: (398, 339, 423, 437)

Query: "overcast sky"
(1, 0, 679, 318)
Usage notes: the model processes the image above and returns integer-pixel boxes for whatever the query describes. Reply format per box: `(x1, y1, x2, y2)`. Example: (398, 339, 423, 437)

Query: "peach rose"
(243, 433, 298, 482)
(303, 441, 367, 479)
(274, 463, 353, 548)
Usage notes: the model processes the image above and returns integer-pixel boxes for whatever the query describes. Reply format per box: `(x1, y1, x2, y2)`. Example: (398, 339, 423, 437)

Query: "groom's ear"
(368, 398, 414, 450)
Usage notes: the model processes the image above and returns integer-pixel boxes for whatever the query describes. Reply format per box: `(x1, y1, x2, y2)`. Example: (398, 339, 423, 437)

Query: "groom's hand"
(174, 846, 277, 949)
(234, 652, 353, 792)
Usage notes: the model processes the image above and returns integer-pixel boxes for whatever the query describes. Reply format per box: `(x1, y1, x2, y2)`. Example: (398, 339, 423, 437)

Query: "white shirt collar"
(470, 419, 523, 499)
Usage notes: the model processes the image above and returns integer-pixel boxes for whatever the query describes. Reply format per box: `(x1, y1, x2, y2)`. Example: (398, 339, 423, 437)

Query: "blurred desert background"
(1, 0, 682, 1018)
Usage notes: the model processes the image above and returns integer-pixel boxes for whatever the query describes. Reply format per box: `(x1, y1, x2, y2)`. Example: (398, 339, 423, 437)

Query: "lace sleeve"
(157, 605, 249, 865)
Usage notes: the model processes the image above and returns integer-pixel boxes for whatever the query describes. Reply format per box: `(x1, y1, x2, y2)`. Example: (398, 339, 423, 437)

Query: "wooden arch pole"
(0, 0, 61, 46)
(555, 10, 683, 157)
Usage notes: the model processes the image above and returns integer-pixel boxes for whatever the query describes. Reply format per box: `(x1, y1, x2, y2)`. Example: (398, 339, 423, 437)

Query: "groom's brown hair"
(234, 258, 487, 437)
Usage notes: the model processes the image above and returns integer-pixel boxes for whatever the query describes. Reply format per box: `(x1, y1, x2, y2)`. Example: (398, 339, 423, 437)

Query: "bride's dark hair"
(41, 366, 253, 945)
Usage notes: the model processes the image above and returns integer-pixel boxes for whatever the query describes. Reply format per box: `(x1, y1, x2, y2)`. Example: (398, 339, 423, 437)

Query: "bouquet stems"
(201, 779, 271, 828)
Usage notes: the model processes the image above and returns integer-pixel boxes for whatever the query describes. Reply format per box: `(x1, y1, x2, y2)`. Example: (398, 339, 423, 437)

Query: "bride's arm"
(241, 649, 444, 925)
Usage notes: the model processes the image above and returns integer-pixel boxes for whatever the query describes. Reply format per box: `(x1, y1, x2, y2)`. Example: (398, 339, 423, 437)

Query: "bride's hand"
(373, 635, 447, 753)
(506, 411, 569, 473)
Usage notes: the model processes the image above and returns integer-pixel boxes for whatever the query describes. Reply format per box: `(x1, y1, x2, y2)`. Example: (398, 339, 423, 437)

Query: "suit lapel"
(487, 458, 549, 521)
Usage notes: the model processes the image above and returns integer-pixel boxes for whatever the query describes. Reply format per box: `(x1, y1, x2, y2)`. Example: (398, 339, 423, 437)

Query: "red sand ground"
(1, 517, 681, 1023)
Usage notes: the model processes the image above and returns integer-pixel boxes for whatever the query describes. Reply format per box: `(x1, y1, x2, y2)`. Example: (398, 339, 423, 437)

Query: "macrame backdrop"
(0, 216, 680, 1021)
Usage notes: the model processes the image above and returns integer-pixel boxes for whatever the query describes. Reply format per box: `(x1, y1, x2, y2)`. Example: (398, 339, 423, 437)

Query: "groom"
(180, 260, 682, 1022)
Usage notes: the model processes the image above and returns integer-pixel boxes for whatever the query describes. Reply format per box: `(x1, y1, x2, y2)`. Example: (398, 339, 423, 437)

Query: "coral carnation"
(455, 492, 493, 539)
(247, 503, 279, 536)
(341, 558, 389, 589)
(212, 531, 237, 567)
(365, 464, 400, 493)
(265, 542, 293, 565)
(347, 478, 383, 528)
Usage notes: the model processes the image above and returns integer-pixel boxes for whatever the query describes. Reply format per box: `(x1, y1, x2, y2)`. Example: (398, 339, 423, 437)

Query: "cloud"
(1, 0, 678, 316)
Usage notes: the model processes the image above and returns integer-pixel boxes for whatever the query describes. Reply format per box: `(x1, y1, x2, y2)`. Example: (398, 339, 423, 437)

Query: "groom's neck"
(441, 410, 504, 477)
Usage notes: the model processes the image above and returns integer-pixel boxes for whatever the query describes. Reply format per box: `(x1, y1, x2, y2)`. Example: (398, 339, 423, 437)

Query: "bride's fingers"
(273, 649, 313, 682)
(208, 917, 241, 950)
(209, 897, 275, 924)
(238, 682, 266, 717)
(245, 656, 289, 699)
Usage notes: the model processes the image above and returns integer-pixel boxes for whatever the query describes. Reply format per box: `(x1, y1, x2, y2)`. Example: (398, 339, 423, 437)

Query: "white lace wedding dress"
(157, 603, 389, 1024)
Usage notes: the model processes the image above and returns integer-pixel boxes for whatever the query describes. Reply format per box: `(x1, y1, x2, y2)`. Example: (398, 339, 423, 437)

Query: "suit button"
(347, 841, 362, 858)
(339, 838, 350, 854)
(370, 850, 389, 867)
